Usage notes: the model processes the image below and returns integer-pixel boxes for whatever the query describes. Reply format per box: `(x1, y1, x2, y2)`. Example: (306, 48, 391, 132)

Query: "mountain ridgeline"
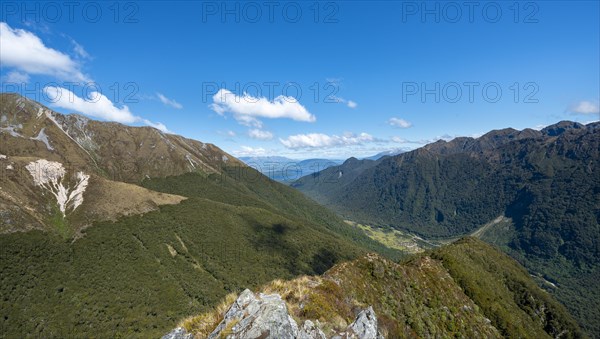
(293, 121, 600, 336)
(0, 93, 394, 337)
(0, 93, 591, 338)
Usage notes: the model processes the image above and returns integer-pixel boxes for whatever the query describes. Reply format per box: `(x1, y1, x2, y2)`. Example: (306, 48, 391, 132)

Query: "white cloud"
(567, 101, 600, 115)
(210, 89, 315, 126)
(142, 120, 169, 133)
(235, 115, 263, 128)
(391, 136, 407, 143)
(157, 93, 183, 109)
(68, 37, 91, 59)
(423, 134, 454, 144)
(0, 22, 88, 81)
(2, 70, 30, 83)
(388, 117, 413, 128)
(248, 129, 274, 140)
(330, 95, 358, 109)
(43, 86, 168, 132)
(227, 130, 236, 137)
(280, 132, 375, 149)
(233, 146, 267, 156)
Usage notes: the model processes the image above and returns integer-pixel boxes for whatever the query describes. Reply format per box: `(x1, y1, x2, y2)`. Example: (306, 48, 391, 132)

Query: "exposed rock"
(298, 319, 326, 339)
(208, 289, 299, 339)
(165, 288, 385, 339)
(161, 327, 193, 339)
(345, 306, 384, 339)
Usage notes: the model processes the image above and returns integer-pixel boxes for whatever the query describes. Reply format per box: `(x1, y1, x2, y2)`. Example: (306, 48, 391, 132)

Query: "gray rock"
(163, 292, 385, 339)
(345, 306, 384, 339)
(209, 289, 299, 339)
(161, 327, 193, 339)
(298, 319, 327, 339)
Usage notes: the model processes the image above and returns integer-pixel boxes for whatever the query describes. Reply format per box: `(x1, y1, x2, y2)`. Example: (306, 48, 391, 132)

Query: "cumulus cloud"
(142, 120, 169, 133)
(248, 129, 274, 140)
(235, 115, 263, 128)
(346, 100, 358, 109)
(567, 101, 600, 115)
(234, 146, 267, 156)
(2, 70, 30, 83)
(157, 93, 183, 109)
(210, 89, 315, 126)
(0, 22, 88, 81)
(388, 117, 413, 128)
(43, 86, 168, 132)
(391, 136, 407, 143)
(280, 132, 375, 149)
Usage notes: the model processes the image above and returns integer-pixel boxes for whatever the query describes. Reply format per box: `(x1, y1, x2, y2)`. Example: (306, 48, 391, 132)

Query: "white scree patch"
(25, 159, 90, 216)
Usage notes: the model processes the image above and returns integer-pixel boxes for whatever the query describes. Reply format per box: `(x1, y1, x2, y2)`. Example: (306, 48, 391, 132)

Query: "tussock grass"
(179, 292, 237, 337)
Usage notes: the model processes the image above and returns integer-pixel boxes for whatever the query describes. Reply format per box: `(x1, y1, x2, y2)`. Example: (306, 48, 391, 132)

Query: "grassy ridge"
(178, 237, 584, 338)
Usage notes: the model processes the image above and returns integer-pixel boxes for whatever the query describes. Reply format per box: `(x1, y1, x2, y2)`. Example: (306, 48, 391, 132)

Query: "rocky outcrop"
(162, 327, 193, 339)
(165, 289, 384, 339)
(298, 320, 326, 339)
(333, 307, 384, 339)
(208, 289, 299, 338)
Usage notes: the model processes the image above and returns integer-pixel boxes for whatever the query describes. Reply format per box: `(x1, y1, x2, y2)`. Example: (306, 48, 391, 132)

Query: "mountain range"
(238, 156, 342, 183)
(0, 93, 595, 338)
(293, 121, 600, 335)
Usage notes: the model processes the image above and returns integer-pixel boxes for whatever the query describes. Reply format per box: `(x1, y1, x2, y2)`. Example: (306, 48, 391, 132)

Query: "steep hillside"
(0, 94, 399, 338)
(0, 93, 242, 234)
(171, 238, 583, 338)
(0, 169, 399, 338)
(292, 157, 381, 206)
(293, 121, 600, 335)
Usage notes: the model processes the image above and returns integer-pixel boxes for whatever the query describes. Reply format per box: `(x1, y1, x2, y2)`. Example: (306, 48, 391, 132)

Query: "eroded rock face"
(165, 289, 384, 339)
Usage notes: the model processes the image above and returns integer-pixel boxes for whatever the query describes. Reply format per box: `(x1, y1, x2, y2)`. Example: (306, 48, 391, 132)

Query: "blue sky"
(1, 1, 599, 159)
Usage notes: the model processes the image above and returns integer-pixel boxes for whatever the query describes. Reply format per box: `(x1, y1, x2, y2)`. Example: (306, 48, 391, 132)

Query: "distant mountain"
(362, 148, 407, 161)
(239, 156, 342, 183)
(169, 237, 583, 338)
(0, 93, 395, 337)
(293, 121, 600, 335)
(292, 157, 382, 205)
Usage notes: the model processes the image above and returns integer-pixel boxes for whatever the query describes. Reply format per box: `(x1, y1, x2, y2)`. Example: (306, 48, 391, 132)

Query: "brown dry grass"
(178, 292, 238, 337)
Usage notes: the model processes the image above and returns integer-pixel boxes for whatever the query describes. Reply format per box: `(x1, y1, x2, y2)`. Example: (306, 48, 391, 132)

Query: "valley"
(294, 122, 600, 336)
(1, 4, 598, 338)
(0, 94, 596, 337)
